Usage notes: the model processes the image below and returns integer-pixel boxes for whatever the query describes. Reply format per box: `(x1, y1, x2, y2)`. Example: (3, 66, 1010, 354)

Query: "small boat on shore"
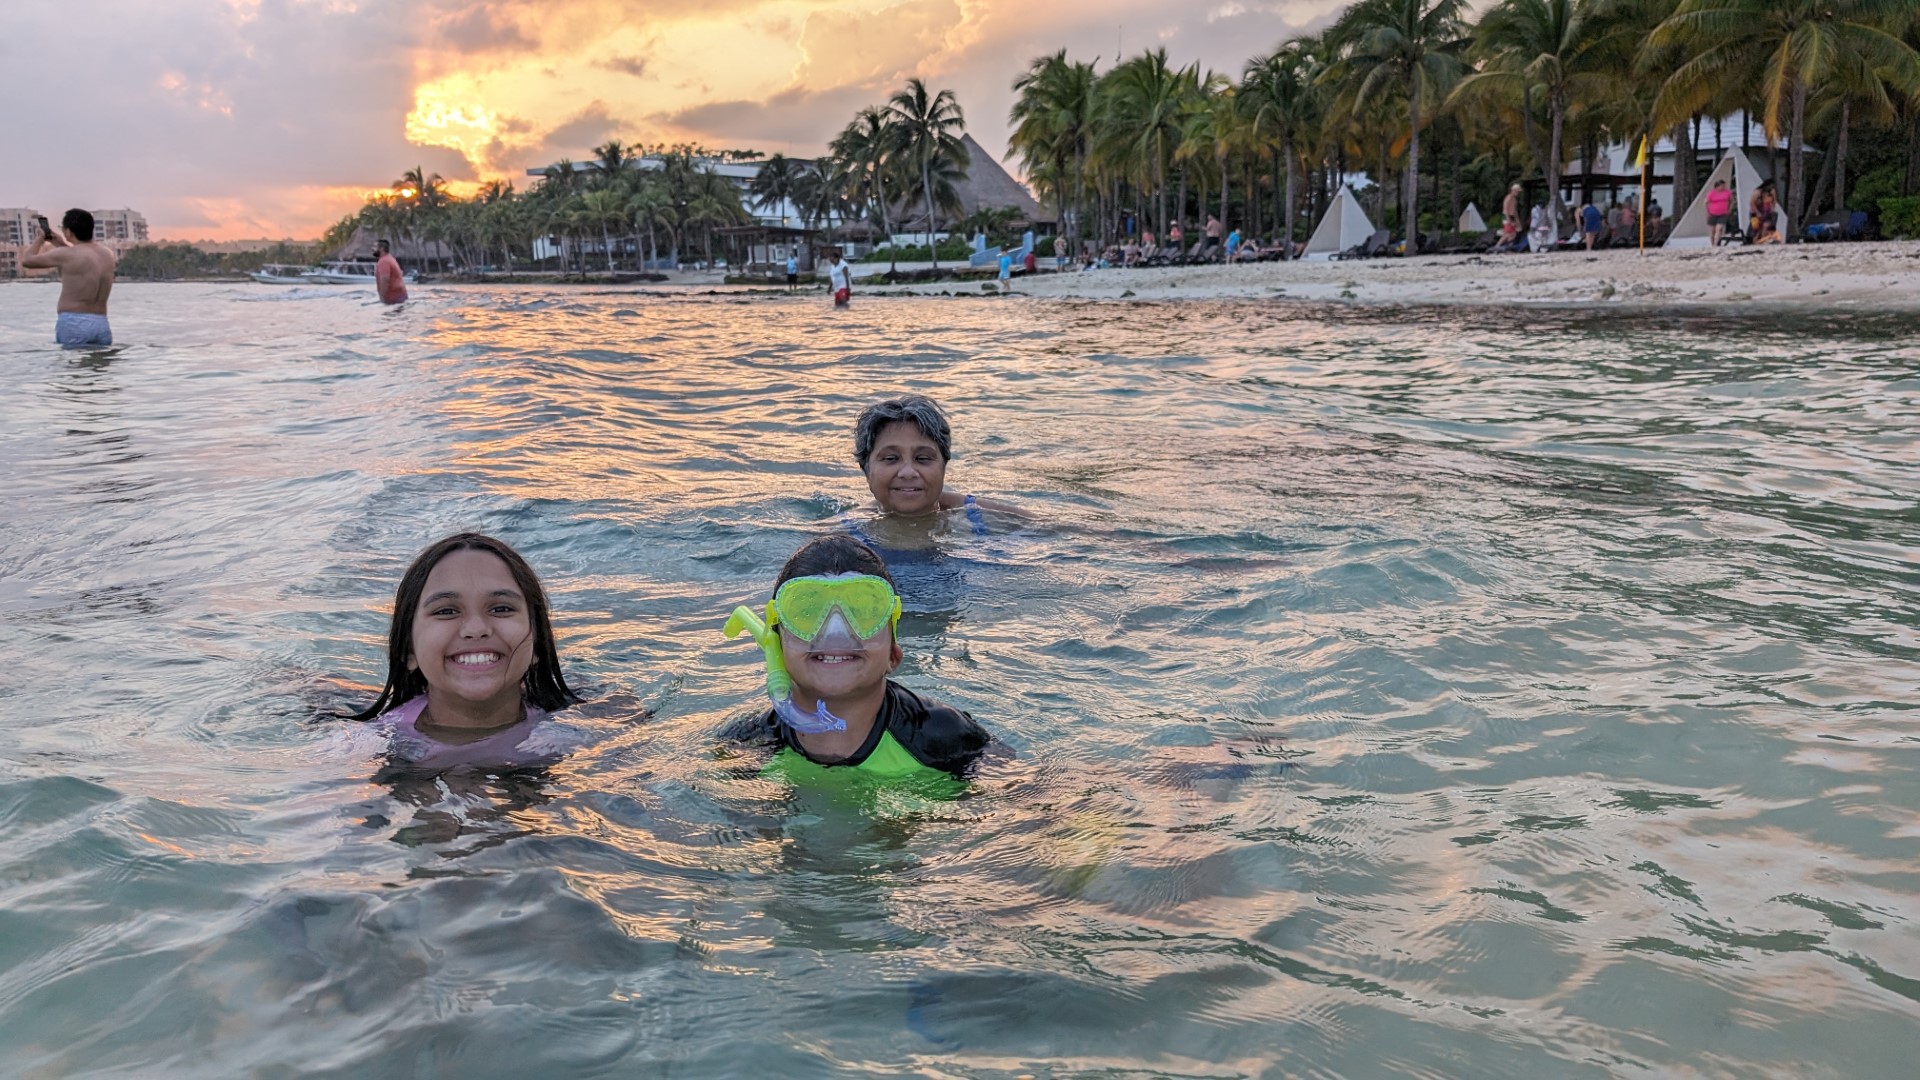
(248, 264, 314, 285)
(300, 261, 421, 286)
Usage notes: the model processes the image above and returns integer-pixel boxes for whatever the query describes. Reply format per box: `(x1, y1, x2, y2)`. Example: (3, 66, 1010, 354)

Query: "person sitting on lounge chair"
(1750, 180, 1782, 245)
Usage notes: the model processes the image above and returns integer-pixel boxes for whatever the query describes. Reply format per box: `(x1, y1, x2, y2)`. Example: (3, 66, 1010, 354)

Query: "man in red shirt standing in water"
(374, 239, 408, 305)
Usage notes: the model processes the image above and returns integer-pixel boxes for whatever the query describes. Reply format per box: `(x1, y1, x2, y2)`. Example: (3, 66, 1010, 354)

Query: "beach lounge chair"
(1803, 210, 1868, 243)
(1333, 229, 1390, 260)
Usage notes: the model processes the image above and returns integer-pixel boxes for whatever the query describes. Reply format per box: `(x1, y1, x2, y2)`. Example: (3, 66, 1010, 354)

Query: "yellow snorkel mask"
(722, 573, 902, 733)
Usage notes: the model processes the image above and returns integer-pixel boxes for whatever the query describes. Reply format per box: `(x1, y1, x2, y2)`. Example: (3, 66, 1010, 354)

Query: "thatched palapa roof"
(899, 134, 1053, 227)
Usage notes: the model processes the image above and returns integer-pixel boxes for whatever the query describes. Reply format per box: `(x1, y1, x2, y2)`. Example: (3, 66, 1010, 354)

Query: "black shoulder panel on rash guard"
(880, 681, 993, 778)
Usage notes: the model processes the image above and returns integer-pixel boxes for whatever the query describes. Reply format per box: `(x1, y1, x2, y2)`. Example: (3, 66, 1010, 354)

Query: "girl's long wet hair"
(349, 532, 582, 721)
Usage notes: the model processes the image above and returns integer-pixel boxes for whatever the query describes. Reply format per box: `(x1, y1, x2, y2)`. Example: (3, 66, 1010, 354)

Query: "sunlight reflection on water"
(1, 283, 1918, 1075)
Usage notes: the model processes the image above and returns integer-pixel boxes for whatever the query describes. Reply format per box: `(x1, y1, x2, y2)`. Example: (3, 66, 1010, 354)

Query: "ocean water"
(1, 282, 1917, 1077)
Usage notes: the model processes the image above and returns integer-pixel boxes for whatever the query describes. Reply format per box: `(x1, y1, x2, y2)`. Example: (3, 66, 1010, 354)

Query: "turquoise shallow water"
(2, 282, 1918, 1077)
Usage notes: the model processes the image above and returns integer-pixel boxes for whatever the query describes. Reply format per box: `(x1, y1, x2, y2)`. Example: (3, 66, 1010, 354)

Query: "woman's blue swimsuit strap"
(962, 495, 988, 538)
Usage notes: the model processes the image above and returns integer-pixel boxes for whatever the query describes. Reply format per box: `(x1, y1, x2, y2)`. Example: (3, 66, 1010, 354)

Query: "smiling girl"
(351, 532, 583, 770)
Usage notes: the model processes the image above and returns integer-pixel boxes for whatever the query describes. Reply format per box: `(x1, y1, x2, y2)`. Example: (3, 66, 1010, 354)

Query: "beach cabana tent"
(1666, 149, 1780, 248)
(1458, 203, 1487, 233)
(1302, 186, 1376, 261)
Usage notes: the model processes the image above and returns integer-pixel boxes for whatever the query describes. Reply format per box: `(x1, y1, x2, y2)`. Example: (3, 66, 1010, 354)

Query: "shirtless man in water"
(23, 209, 116, 347)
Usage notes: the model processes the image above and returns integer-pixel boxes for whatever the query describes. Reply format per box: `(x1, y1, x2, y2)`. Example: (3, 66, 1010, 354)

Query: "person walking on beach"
(1528, 203, 1553, 253)
(785, 251, 799, 292)
(22, 209, 116, 347)
(1582, 202, 1603, 250)
(825, 248, 853, 308)
(374, 240, 408, 305)
(1204, 215, 1223, 259)
(996, 245, 1013, 293)
(1705, 180, 1734, 247)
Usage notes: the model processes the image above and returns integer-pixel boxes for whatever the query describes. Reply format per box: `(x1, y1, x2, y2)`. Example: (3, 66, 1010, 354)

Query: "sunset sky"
(10, 0, 1350, 241)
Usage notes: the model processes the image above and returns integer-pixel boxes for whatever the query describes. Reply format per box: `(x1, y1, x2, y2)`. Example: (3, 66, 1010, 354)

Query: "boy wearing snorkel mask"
(722, 534, 993, 780)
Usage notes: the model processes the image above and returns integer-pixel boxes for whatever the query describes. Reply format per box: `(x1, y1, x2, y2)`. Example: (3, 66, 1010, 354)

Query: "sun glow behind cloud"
(402, 7, 818, 181)
(404, 85, 503, 167)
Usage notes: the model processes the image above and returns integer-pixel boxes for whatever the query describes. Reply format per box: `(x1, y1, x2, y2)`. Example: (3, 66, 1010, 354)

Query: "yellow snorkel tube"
(722, 602, 792, 703)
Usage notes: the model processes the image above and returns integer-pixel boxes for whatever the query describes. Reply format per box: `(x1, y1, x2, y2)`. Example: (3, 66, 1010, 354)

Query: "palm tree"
(748, 154, 802, 224)
(1010, 51, 1099, 257)
(1328, 0, 1472, 248)
(787, 161, 826, 234)
(1177, 75, 1226, 236)
(1651, 0, 1920, 226)
(888, 77, 969, 270)
(1099, 48, 1191, 240)
(833, 107, 905, 273)
(481, 199, 519, 272)
(628, 183, 677, 268)
(577, 189, 626, 270)
(541, 158, 582, 196)
(1452, 0, 1611, 230)
(1244, 43, 1321, 257)
(395, 165, 449, 209)
(591, 140, 632, 187)
(684, 194, 743, 267)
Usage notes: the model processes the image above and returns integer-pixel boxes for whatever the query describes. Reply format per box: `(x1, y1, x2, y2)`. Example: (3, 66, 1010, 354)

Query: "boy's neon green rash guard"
(721, 681, 994, 784)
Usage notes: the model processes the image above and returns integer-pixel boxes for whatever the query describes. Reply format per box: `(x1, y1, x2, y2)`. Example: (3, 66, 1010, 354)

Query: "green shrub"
(859, 239, 974, 262)
(1851, 164, 1903, 215)
(1880, 195, 1920, 240)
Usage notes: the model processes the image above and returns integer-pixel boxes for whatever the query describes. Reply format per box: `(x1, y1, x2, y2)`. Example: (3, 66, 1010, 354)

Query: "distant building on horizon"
(1, 206, 148, 277)
(0, 207, 48, 247)
(89, 208, 149, 244)
(0, 208, 50, 278)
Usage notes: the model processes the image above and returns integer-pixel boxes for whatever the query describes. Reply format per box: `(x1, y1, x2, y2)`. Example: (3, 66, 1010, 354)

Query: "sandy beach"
(928, 240, 1920, 310)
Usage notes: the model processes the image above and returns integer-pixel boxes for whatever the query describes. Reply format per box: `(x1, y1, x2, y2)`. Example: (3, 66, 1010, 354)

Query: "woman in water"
(846, 394, 1022, 551)
(720, 534, 994, 781)
(350, 532, 583, 771)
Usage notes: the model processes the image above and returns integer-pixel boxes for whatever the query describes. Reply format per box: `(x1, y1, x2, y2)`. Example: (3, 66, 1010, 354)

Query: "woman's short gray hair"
(853, 394, 953, 470)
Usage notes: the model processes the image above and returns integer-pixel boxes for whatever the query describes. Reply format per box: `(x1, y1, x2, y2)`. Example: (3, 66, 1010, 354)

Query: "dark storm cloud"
(531, 102, 632, 160)
(595, 55, 650, 78)
(434, 2, 539, 54)
(664, 85, 891, 150)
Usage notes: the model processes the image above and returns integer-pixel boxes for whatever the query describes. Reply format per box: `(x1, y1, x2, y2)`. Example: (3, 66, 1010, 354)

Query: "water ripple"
(0, 284, 1916, 1073)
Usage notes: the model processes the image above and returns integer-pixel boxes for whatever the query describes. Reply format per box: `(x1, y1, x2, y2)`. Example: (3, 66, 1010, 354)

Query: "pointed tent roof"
(1667, 149, 1780, 248)
(898, 134, 1052, 227)
(1303, 186, 1376, 260)
(1458, 202, 1487, 233)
